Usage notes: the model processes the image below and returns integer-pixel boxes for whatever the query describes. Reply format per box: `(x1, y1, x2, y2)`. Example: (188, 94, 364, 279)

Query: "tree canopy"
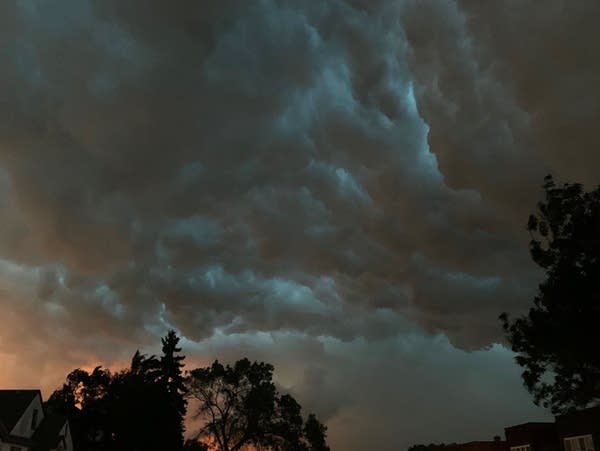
(161, 329, 188, 447)
(408, 443, 459, 451)
(46, 335, 329, 451)
(500, 175, 600, 413)
(45, 330, 188, 450)
(187, 358, 330, 451)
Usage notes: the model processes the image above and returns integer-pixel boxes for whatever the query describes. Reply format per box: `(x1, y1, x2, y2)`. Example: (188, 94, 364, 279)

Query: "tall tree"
(108, 365, 177, 451)
(187, 358, 329, 451)
(303, 414, 330, 451)
(46, 332, 189, 451)
(501, 175, 600, 413)
(271, 394, 306, 450)
(187, 359, 276, 451)
(160, 329, 187, 448)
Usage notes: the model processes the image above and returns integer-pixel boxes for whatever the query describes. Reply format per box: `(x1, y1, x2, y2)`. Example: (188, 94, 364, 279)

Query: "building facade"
(0, 390, 73, 451)
(555, 407, 600, 451)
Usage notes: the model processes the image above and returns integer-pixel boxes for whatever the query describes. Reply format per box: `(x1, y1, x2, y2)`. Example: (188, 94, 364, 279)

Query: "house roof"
(32, 414, 67, 451)
(0, 389, 41, 432)
(555, 406, 600, 436)
(505, 422, 556, 429)
(0, 416, 9, 441)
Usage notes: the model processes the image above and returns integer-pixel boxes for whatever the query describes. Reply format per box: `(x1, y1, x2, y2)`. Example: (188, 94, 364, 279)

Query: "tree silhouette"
(408, 443, 459, 451)
(501, 175, 600, 413)
(44, 366, 113, 450)
(303, 413, 330, 451)
(108, 366, 176, 450)
(46, 336, 327, 451)
(187, 358, 330, 451)
(45, 331, 187, 450)
(183, 439, 209, 451)
(270, 394, 305, 450)
(130, 349, 161, 382)
(160, 329, 188, 449)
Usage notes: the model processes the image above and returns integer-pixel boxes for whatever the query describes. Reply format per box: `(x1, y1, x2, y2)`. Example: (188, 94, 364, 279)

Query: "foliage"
(44, 330, 187, 450)
(108, 364, 178, 450)
(500, 175, 600, 413)
(161, 329, 188, 447)
(183, 439, 210, 451)
(303, 413, 330, 451)
(45, 366, 113, 450)
(46, 334, 328, 451)
(408, 443, 458, 451)
(187, 358, 330, 451)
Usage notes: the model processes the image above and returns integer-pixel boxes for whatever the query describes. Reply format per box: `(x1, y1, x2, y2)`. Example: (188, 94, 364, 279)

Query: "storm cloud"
(0, 1, 597, 449)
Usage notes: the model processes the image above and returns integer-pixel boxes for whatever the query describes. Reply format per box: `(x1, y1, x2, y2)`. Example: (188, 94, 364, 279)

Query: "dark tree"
(45, 331, 188, 451)
(408, 444, 459, 451)
(160, 330, 187, 449)
(183, 439, 209, 451)
(106, 352, 179, 451)
(130, 349, 161, 381)
(187, 358, 329, 451)
(271, 394, 306, 450)
(303, 413, 330, 451)
(501, 175, 600, 413)
(44, 366, 113, 450)
(187, 359, 276, 451)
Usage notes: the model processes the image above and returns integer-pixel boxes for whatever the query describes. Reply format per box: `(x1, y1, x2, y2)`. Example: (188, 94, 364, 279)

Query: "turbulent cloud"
(0, 0, 597, 449)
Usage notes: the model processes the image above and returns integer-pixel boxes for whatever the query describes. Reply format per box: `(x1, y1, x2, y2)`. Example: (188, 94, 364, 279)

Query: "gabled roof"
(0, 389, 41, 432)
(32, 414, 68, 451)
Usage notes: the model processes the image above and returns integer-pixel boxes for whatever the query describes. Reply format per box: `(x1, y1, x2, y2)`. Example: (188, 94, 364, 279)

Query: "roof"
(505, 422, 558, 448)
(505, 422, 556, 429)
(555, 406, 600, 436)
(556, 406, 600, 421)
(0, 390, 41, 432)
(32, 414, 67, 451)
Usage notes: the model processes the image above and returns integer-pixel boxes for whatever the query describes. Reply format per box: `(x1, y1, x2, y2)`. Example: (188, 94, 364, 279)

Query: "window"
(511, 445, 532, 451)
(31, 408, 39, 430)
(564, 435, 594, 451)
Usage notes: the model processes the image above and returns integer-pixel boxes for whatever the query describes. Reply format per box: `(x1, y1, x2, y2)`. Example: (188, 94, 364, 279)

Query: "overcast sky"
(1, 1, 599, 450)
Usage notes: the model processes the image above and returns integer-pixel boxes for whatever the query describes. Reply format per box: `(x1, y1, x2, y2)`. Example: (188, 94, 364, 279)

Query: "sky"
(0, 1, 599, 449)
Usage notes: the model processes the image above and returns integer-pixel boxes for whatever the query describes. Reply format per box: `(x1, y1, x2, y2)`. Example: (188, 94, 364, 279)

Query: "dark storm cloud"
(0, 1, 597, 449)
(2, 0, 436, 339)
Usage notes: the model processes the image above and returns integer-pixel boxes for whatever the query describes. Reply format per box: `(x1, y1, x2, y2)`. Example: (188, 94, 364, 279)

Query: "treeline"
(45, 330, 330, 451)
(408, 444, 459, 451)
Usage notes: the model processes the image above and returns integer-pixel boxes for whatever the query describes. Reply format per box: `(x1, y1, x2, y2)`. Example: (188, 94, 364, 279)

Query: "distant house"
(504, 407, 600, 451)
(0, 390, 74, 451)
(455, 438, 509, 451)
(505, 422, 559, 451)
(555, 407, 600, 451)
(415, 407, 600, 451)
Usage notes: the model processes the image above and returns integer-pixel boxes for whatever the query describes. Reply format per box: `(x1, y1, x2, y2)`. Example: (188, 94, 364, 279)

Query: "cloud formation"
(0, 1, 597, 449)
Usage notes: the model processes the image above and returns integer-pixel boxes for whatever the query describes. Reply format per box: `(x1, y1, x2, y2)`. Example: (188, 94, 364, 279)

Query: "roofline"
(9, 390, 42, 435)
(505, 422, 556, 428)
(0, 389, 43, 400)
